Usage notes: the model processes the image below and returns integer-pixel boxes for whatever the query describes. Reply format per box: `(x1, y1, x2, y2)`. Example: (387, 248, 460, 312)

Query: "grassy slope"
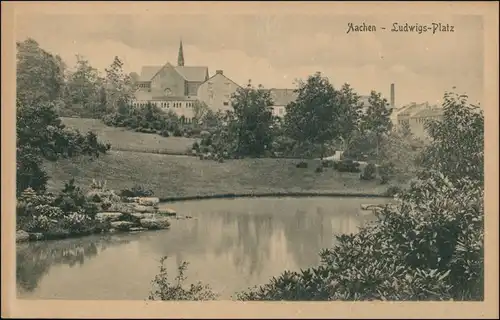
(61, 117, 197, 155)
(44, 151, 392, 199)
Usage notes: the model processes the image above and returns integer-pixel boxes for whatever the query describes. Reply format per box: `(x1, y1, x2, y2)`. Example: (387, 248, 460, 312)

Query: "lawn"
(61, 117, 197, 155)
(44, 151, 396, 199)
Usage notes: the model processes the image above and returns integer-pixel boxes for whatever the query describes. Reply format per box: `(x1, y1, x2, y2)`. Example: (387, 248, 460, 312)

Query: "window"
(223, 101, 229, 106)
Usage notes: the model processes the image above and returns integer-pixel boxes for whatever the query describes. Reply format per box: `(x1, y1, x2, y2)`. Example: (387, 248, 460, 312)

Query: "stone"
(16, 230, 30, 243)
(96, 212, 123, 222)
(133, 204, 157, 213)
(110, 221, 136, 231)
(138, 197, 160, 206)
(129, 227, 147, 232)
(140, 217, 171, 230)
(158, 208, 177, 216)
(29, 233, 44, 241)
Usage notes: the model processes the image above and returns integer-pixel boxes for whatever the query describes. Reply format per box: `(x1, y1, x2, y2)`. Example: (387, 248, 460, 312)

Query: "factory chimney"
(390, 83, 395, 108)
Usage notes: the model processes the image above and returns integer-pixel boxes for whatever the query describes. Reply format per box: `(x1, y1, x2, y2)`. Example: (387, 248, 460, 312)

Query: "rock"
(124, 197, 140, 203)
(96, 212, 123, 222)
(16, 230, 30, 243)
(129, 227, 147, 232)
(140, 217, 171, 230)
(133, 204, 157, 213)
(29, 233, 44, 241)
(110, 221, 136, 231)
(138, 197, 160, 206)
(158, 208, 177, 216)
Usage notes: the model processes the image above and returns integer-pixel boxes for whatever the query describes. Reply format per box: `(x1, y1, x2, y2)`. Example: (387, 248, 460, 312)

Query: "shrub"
(160, 130, 170, 137)
(379, 161, 396, 184)
(360, 163, 376, 180)
(296, 161, 308, 168)
(120, 184, 154, 198)
(172, 128, 183, 137)
(384, 185, 403, 197)
(149, 256, 218, 301)
(334, 159, 361, 173)
(238, 171, 483, 301)
(192, 141, 200, 152)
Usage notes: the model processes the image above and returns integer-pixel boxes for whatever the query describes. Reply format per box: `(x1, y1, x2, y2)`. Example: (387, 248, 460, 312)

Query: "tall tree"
(192, 100, 210, 127)
(64, 55, 106, 118)
(16, 38, 66, 105)
(420, 91, 484, 184)
(104, 56, 133, 113)
(360, 91, 393, 158)
(335, 83, 364, 152)
(284, 72, 339, 159)
(230, 81, 274, 157)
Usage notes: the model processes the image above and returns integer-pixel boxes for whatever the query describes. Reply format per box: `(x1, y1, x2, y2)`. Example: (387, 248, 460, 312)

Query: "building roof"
(139, 64, 209, 82)
(413, 107, 443, 118)
(139, 66, 162, 82)
(268, 88, 298, 106)
(175, 66, 209, 82)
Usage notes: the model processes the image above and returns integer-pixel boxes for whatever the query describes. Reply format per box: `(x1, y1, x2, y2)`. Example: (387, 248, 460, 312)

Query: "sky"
(15, 12, 484, 107)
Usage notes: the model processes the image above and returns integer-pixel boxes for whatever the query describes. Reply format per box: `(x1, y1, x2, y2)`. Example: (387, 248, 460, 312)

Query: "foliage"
(16, 38, 66, 106)
(149, 256, 218, 301)
(192, 100, 210, 127)
(284, 73, 340, 159)
(102, 102, 182, 137)
(230, 81, 275, 157)
(16, 99, 110, 195)
(17, 180, 102, 235)
(238, 90, 484, 302)
(335, 83, 364, 151)
(419, 91, 484, 185)
(119, 184, 154, 198)
(104, 56, 134, 113)
(360, 163, 376, 180)
(62, 54, 107, 118)
(333, 159, 361, 173)
(378, 126, 424, 183)
(238, 171, 483, 301)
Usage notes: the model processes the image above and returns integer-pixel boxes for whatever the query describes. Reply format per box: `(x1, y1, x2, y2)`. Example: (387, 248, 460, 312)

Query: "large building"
(395, 102, 444, 139)
(132, 41, 210, 123)
(268, 88, 298, 118)
(197, 69, 241, 112)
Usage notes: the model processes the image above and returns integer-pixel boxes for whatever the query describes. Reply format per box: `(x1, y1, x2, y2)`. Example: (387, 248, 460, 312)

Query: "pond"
(16, 196, 390, 300)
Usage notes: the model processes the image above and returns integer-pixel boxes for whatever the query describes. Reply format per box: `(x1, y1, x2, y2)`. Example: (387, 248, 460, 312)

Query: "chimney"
(216, 70, 223, 75)
(390, 83, 395, 108)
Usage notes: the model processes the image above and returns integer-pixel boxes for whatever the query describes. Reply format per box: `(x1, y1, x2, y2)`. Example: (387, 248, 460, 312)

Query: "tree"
(419, 91, 484, 184)
(192, 101, 210, 127)
(360, 91, 393, 159)
(104, 56, 133, 113)
(284, 72, 340, 159)
(64, 55, 106, 118)
(230, 81, 274, 157)
(16, 38, 66, 106)
(335, 83, 364, 152)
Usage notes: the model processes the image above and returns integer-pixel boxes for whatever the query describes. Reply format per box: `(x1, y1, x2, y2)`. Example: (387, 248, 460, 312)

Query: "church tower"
(177, 39, 185, 66)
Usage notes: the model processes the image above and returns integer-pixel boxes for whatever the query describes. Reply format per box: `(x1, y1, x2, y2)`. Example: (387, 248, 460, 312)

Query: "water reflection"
(17, 235, 132, 294)
(16, 197, 386, 299)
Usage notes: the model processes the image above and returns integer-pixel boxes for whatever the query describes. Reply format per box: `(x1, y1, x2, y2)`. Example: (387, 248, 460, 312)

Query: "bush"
(192, 141, 200, 152)
(379, 161, 396, 184)
(120, 184, 154, 198)
(334, 159, 361, 173)
(360, 163, 376, 180)
(149, 256, 218, 301)
(172, 128, 183, 137)
(160, 130, 170, 137)
(384, 185, 403, 197)
(296, 161, 308, 168)
(238, 171, 483, 301)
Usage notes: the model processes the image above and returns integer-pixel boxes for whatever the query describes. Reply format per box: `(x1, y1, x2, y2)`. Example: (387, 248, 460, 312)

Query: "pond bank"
(159, 191, 392, 202)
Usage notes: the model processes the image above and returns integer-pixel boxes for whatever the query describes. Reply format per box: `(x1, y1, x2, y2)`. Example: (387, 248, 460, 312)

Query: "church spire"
(177, 39, 185, 66)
